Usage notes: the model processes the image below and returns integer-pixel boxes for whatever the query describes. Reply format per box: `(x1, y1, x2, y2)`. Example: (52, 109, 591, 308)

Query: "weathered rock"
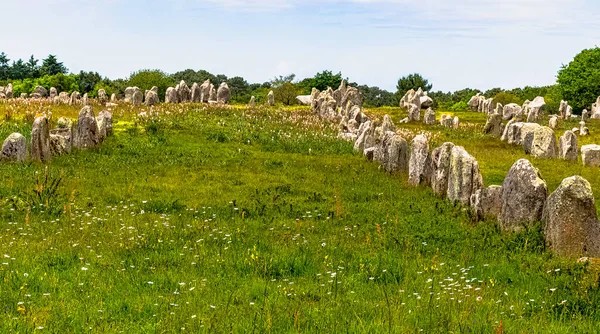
(375, 132, 409, 173)
(520, 123, 542, 151)
(110, 93, 117, 102)
(420, 95, 433, 108)
(296, 95, 311, 105)
(580, 121, 589, 136)
(558, 131, 578, 161)
(209, 84, 217, 102)
(593, 97, 600, 119)
(582, 109, 589, 121)
(499, 159, 547, 232)
(20, 93, 28, 99)
(566, 106, 573, 119)
(470, 185, 503, 221)
(526, 96, 546, 122)
(452, 116, 460, 129)
(549, 116, 558, 129)
(5, 83, 12, 98)
(34, 85, 48, 98)
(74, 106, 99, 149)
(401, 89, 415, 109)
(559, 100, 568, 119)
(165, 87, 178, 103)
(333, 80, 347, 108)
(483, 113, 503, 137)
(431, 142, 455, 197)
(407, 103, 420, 122)
(59, 92, 70, 104)
(30, 93, 42, 99)
(98, 89, 108, 104)
(447, 146, 483, 205)
(69, 91, 80, 105)
(132, 87, 143, 106)
(176, 80, 191, 102)
(582, 145, 600, 167)
(200, 80, 211, 102)
(543, 176, 600, 257)
(353, 121, 372, 153)
(440, 114, 453, 128)
(530, 126, 557, 159)
(124, 87, 135, 103)
(145, 88, 159, 106)
(1, 133, 27, 162)
(423, 108, 436, 125)
(49, 133, 70, 156)
(408, 135, 432, 186)
(31, 116, 52, 162)
(503, 103, 521, 120)
(267, 90, 275, 106)
(468, 93, 482, 111)
(96, 110, 112, 143)
(341, 87, 362, 115)
(190, 83, 201, 102)
(82, 93, 89, 106)
(248, 96, 255, 107)
(49, 87, 57, 100)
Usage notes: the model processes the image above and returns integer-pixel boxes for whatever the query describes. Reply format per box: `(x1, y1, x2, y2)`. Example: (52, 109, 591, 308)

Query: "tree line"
(1, 47, 599, 112)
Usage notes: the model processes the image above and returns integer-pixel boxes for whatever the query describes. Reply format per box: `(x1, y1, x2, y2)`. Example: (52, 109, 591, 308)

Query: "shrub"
(557, 47, 600, 112)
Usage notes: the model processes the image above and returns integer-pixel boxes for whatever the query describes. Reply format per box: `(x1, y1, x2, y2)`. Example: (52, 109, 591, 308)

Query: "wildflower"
(476, 296, 482, 302)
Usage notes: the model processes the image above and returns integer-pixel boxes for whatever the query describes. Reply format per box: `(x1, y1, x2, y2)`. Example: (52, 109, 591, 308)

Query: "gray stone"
(209, 84, 217, 101)
(558, 130, 578, 161)
(74, 106, 100, 149)
(248, 96, 255, 107)
(190, 83, 201, 102)
(145, 88, 159, 106)
(176, 80, 191, 102)
(468, 93, 481, 111)
(96, 110, 113, 142)
(447, 146, 483, 205)
(82, 93, 89, 106)
(375, 132, 409, 173)
(200, 80, 211, 103)
(268, 90, 275, 106)
(503, 103, 521, 121)
(420, 95, 433, 108)
(408, 134, 432, 186)
(98, 89, 108, 105)
(1, 133, 27, 162)
(431, 142, 455, 197)
(440, 114, 453, 128)
(483, 113, 503, 137)
(499, 159, 547, 232)
(549, 116, 558, 130)
(530, 126, 557, 159)
(296, 95, 311, 105)
(341, 87, 362, 116)
(50, 132, 70, 156)
(470, 185, 502, 221)
(423, 108, 436, 125)
(110, 93, 117, 102)
(34, 85, 48, 98)
(31, 116, 51, 162)
(132, 87, 143, 106)
(520, 123, 542, 151)
(543, 176, 600, 258)
(49, 87, 57, 100)
(353, 121, 372, 153)
(582, 145, 600, 167)
(124, 87, 135, 103)
(165, 87, 178, 103)
(69, 91, 80, 105)
(408, 103, 420, 122)
(582, 109, 589, 121)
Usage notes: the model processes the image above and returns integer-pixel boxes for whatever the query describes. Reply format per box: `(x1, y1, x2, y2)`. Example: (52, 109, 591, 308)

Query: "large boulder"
(353, 121, 372, 153)
(248, 96, 255, 108)
(530, 126, 557, 159)
(124, 87, 134, 103)
(499, 159, 547, 232)
(31, 116, 52, 162)
(190, 83, 201, 102)
(33, 85, 48, 98)
(98, 89, 108, 105)
(526, 96, 546, 122)
(132, 87, 143, 106)
(341, 87, 362, 116)
(440, 114, 453, 128)
(420, 95, 433, 108)
(209, 84, 217, 101)
(543, 176, 600, 257)
(374, 132, 409, 173)
(483, 113, 503, 137)
(74, 106, 100, 149)
(468, 94, 481, 111)
(49, 87, 58, 100)
(1, 133, 27, 162)
(447, 146, 483, 205)
(176, 80, 191, 102)
(408, 135, 432, 186)
(96, 110, 113, 142)
(558, 130, 578, 161)
(200, 80, 211, 102)
(333, 80, 347, 108)
(471, 185, 503, 221)
(431, 142, 455, 197)
(49, 133, 70, 156)
(582, 145, 600, 167)
(502, 103, 521, 120)
(423, 108, 436, 125)
(5, 83, 13, 98)
(145, 87, 159, 106)
(296, 95, 311, 105)
(407, 104, 420, 122)
(165, 87, 178, 103)
(69, 91, 80, 105)
(267, 90, 275, 106)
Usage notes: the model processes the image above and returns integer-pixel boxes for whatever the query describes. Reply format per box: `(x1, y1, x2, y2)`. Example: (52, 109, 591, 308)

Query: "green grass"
(0, 100, 599, 332)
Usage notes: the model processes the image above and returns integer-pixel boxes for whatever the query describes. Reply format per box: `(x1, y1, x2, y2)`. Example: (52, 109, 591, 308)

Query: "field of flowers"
(0, 100, 599, 332)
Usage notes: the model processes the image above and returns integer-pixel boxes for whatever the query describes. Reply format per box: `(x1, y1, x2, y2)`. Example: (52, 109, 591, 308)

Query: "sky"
(2, 0, 599, 92)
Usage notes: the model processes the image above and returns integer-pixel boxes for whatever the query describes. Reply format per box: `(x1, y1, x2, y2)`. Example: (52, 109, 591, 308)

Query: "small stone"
(582, 145, 600, 167)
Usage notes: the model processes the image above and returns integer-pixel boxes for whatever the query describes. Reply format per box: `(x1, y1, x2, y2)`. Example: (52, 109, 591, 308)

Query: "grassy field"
(0, 100, 600, 332)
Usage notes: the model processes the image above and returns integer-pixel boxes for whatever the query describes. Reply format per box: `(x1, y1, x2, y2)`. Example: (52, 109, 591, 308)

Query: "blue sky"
(3, 0, 599, 92)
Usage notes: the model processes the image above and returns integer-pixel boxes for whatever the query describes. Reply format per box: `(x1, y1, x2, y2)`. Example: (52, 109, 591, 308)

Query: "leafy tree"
(484, 87, 503, 98)
(37, 73, 79, 93)
(271, 74, 296, 88)
(274, 82, 299, 105)
(78, 71, 102, 94)
(171, 69, 217, 86)
(357, 85, 396, 107)
(215, 74, 228, 84)
(492, 91, 523, 106)
(557, 47, 600, 112)
(128, 69, 175, 101)
(0, 52, 11, 80)
(226, 76, 250, 103)
(396, 73, 433, 96)
(40, 55, 68, 76)
(26, 55, 40, 79)
(9, 59, 27, 80)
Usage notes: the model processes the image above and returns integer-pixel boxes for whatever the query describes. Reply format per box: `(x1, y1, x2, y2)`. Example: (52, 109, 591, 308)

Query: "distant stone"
(408, 134, 432, 186)
(50, 133, 70, 156)
(1, 133, 27, 162)
(200, 80, 211, 103)
(5, 83, 12, 98)
(165, 87, 178, 103)
(407, 103, 420, 122)
(420, 96, 433, 108)
(296, 95, 311, 105)
(423, 108, 436, 125)
(33, 85, 48, 98)
(341, 87, 362, 115)
(353, 121, 372, 153)
(69, 91, 80, 105)
(176, 80, 191, 102)
(145, 88, 159, 106)
(110, 93, 117, 102)
(582, 145, 600, 167)
(559, 100, 568, 119)
(549, 115, 558, 129)
(558, 130, 578, 161)
(447, 146, 483, 205)
(452, 116, 459, 129)
(503, 103, 521, 120)
(520, 123, 542, 152)
(124, 87, 134, 103)
(190, 83, 201, 102)
(483, 113, 503, 137)
(530, 126, 557, 159)
(20, 93, 28, 99)
(470, 185, 502, 221)
(431, 142, 455, 197)
(49, 87, 57, 100)
(440, 114, 453, 128)
(209, 84, 217, 101)
(582, 109, 589, 121)
(98, 89, 108, 104)
(132, 87, 143, 106)
(499, 159, 547, 232)
(31, 116, 52, 162)
(82, 93, 89, 106)
(580, 121, 589, 136)
(96, 110, 113, 143)
(248, 96, 255, 107)
(74, 106, 99, 149)
(375, 132, 409, 173)
(268, 90, 275, 106)
(543, 176, 600, 257)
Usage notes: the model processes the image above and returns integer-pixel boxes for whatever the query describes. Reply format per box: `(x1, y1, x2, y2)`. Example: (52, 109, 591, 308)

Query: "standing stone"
(530, 126, 557, 159)
(248, 96, 255, 107)
(190, 83, 201, 102)
(423, 108, 436, 125)
(200, 80, 211, 102)
(467, 93, 481, 111)
(98, 89, 108, 105)
(341, 87, 362, 116)
(209, 84, 217, 102)
(34, 85, 48, 98)
(452, 116, 460, 129)
(407, 104, 421, 122)
(267, 90, 275, 106)
(559, 100, 568, 119)
(526, 96, 546, 122)
(520, 123, 542, 152)
(49, 87, 57, 100)
(580, 121, 589, 136)
(165, 87, 178, 103)
(558, 130, 578, 161)
(440, 114, 453, 128)
(58, 92, 69, 103)
(384, 134, 409, 173)
(333, 80, 347, 108)
(176, 80, 191, 102)
(31, 116, 51, 162)
(499, 159, 547, 232)
(431, 142, 455, 197)
(353, 121, 372, 152)
(483, 113, 503, 137)
(582, 109, 589, 121)
(447, 146, 483, 205)
(82, 93, 89, 106)
(420, 95, 434, 108)
(503, 103, 521, 120)
(5, 83, 12, 98)
(50, 133, 70, 156)
(566, 106, 573, 119)
(470, 185, 502, 221)
(96, 110, 113, 143)
(132, 87, 143, 106)
(217, 83, 230, 104)
(549, 116, 558, 130)
(124, 87, 135, 103)
(1, 133, 27, 162)
(145, 88, 159, 106)
(582, 145, 600, 167)
(69, 91, 81, 105)
(74, 106, 99, 149)
(543, 176, 600, 257)
(110, 93, 117, 102)
(408, 135, 432, 186)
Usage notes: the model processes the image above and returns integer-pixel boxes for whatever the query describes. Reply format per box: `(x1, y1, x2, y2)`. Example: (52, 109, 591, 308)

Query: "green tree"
(557, 47, 600, 112)
(274, 82, 299, 105)
(10, 59, 27, 80)
(26, 55, 40, 79)
(492, 91, 523, 106)
(78, 71, 102, 94)
(40, 55, 68, 76)
(226, 76, 250, 103)
(0, 52, 11, 80)
(128, 69, 174, 101)
(396, 73, 433, 96)
(357, 85, 396, 107)
(171, 69, 217, 85)
(270, 74, 296, 88)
